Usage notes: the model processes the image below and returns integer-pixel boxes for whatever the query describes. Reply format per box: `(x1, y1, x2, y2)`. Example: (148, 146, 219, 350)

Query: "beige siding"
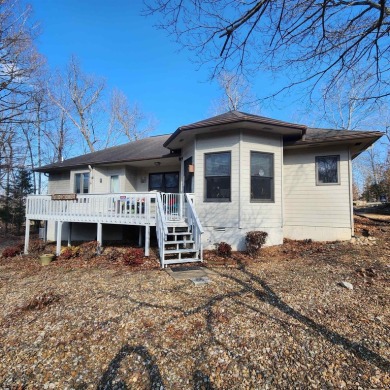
(125, 167, 137, 192)
(194, 131, 240, 228)
(92, 167, 125, 193)
(283, 147, 352, 240)
(239, 131, 283, 229)
(47, 172, 70, 194)
(194, 130, 284, 249)
(135, 163, 181, 192)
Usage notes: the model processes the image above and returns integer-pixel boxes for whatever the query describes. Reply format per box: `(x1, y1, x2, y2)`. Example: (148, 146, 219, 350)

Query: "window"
(75, 172, 89, 194)
(316, 155, 340, 185)
(110, 175, 119, 193)
(205, 152, 231, 201)
(251, 152, 274, 201)
(149, 172, 179, 193)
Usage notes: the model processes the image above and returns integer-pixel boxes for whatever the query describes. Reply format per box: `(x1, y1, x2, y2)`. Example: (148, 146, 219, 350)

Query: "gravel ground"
(0, 216, 389, 389)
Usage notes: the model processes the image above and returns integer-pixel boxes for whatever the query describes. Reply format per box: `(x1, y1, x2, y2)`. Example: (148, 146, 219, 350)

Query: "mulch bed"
(0, 216, 389, 389)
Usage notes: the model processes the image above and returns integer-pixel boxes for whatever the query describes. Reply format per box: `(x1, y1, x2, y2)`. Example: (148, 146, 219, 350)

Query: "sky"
(27, 0, 299, 136)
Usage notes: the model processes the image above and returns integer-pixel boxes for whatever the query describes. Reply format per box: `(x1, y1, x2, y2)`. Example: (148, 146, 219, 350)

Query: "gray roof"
(36, 134, 176, 173)
(36, 112, 383, 173)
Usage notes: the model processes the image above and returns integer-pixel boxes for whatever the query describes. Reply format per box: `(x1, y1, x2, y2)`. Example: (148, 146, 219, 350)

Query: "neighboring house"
(25, 111, 382, 267)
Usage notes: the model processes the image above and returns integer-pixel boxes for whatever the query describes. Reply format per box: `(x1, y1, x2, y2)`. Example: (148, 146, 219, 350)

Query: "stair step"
(164, 240, 194, 245)
(164, 258, 202, 265)
(168, 231, 191, 236)
(164, 248, 198, 254)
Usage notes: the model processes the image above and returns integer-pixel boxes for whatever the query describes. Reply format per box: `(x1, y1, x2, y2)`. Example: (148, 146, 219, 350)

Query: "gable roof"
(163, 110, 306, 148)
(36, 134, 176, 173)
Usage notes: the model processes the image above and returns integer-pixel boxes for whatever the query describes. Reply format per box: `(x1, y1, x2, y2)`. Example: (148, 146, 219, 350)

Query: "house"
(25, 111, 383, 267)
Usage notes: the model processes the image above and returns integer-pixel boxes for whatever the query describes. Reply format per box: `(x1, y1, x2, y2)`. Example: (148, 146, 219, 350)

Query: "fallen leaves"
(0, 216, 389, 388)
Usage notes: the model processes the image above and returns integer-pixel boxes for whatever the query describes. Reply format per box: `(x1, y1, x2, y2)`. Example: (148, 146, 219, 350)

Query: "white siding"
(283, 147, 353, 241)
(47, 172, 70, 194)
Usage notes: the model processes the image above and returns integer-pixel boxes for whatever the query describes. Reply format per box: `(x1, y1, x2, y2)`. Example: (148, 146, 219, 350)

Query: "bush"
(28, 240, 46, 255)
(104, 248, 122, 262)
(2, 245, 21, 258)
(245, 231, 268, 258)
(123, 247, 144, 266)
(59, 246, 79, 260)
(79, 241, 98, 260)
(216, 241, 232, 258)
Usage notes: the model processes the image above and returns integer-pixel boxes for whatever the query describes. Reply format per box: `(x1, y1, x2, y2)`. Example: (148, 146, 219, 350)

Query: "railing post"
(24, 218, 30, 254)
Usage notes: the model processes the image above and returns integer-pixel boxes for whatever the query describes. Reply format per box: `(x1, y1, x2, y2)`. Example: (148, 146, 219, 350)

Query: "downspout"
(238, 130, 242, 229)
(348, 148, 354, 237)
(281, 135, 284, 230)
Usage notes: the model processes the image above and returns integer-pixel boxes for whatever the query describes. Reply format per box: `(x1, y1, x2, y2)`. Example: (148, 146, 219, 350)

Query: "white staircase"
(156, 193, 203, 268)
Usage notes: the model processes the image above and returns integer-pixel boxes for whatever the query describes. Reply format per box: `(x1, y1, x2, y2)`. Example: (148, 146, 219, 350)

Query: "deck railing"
(26, 192, 157, 225)
(185, 193, 204, 261)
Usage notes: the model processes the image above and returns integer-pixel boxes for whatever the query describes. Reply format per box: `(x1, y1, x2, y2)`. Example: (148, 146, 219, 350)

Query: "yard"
(0, 216, 389, 389)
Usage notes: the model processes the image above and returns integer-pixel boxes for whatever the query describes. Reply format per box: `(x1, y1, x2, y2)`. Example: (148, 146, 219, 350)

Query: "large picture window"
(251, 152, 274, 201)
(75, 172, 89, 194)
(205, 152, 231, 201)
(149, 172, 179, 193)
(316, 155, 340, 185)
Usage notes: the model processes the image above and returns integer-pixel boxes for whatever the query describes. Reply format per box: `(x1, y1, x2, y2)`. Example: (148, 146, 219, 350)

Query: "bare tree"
(0, 0, 43, 127)
(145, 1, 390, 102)
(211, 71, 259, 114)
(109, 89, 155, 143)
(49, 56, 105, 153)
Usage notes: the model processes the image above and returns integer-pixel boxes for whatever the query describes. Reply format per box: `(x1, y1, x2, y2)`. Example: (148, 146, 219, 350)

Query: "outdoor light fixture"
(154, 162, 161, 166)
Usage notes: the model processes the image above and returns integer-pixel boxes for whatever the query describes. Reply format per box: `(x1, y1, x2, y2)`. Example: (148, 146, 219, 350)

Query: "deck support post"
(56, 221, 63, 256)
(138, 226, 142, 246)
(97, 223, 103, 248)
(145, 225, 150, 257)
(24, 219, 30, 254)
(68, 222, 72, 247)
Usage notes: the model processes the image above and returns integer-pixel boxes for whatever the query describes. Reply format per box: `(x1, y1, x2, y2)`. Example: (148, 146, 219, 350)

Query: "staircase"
(163, 223, 201, 265)
(156, 193, 203, 268)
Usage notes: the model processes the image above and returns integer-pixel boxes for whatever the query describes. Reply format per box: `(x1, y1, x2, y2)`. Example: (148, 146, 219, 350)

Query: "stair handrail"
(185, 193, 204, 261)
(155, 192, 169, 266)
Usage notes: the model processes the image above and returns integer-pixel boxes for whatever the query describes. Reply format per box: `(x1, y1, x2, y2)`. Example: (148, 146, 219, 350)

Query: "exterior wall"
(194, 130, 283, 250)
(125, 167, 137, 192)
(47, 172, 70, 194)
(135, 162, 181, 192)
(181, 142, 195, 193)
(92, 167, 126, 193)
(283, 146, 353, 241)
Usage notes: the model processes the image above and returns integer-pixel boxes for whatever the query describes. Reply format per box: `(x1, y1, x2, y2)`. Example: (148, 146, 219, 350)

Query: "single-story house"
(25, 111, 383, 267)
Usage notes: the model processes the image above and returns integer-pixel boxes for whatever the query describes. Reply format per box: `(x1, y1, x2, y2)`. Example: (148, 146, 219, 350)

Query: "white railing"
(155, 193, 169, 266)
(161, 192, 185, 222)
(26, 192, 156, 225)
(185, 193, 204, 261)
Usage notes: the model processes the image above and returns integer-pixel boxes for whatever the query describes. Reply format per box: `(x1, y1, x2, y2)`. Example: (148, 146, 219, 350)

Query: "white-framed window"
(250, 151, 274, 202)
(110, 175, 120, 193)
(316, 155, 340, 185)
(204, 151, 231, 202)
(74, 172, 89, 194)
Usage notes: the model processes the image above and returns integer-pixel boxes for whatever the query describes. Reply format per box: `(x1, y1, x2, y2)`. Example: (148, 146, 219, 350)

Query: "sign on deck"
(51, 193, 77, 201)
